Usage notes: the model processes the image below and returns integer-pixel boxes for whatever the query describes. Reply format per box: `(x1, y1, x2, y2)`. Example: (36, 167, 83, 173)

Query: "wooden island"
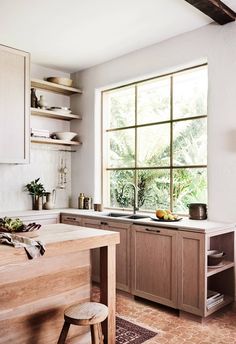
(0, 223, 120, 344)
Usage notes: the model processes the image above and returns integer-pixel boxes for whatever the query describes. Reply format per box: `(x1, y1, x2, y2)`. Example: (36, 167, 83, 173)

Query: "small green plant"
(25, 178, 46, 196)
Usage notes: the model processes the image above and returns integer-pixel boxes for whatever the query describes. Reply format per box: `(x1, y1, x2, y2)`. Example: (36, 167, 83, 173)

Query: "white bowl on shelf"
(54, 132, 78, 141)
(46, 77, 73, 87)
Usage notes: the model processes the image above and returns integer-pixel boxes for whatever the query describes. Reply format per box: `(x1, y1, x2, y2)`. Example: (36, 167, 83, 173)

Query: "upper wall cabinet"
(0, 44, 30, 163)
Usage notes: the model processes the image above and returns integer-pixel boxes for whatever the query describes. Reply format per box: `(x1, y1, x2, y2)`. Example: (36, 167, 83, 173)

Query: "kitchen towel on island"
(0, 233, 45, 259)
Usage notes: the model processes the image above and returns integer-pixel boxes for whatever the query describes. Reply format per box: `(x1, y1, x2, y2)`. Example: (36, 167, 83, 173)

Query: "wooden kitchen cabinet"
(81, 217, 131, 292)
(131, 224, 178, 308)
(105, 220, 131, 292)
(177, 230, 205, 316)
(0, 44, 30, 163)
(81, 217, 104, 284)
(60, 214, 82, 226)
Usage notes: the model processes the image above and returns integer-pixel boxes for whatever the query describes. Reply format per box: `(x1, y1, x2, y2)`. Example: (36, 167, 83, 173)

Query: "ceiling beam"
(185, 0, 236, 25)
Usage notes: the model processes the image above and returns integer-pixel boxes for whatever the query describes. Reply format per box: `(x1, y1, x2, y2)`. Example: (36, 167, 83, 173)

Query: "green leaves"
(25, 178, 46, 196)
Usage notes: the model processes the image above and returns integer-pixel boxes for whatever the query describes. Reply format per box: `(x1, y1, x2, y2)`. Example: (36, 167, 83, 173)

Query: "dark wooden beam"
(185, 0, 236, 25)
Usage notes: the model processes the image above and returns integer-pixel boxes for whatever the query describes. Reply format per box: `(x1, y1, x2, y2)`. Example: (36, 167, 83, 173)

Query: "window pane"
(137, 77, 170, 124)
(173, 118, 207, 166)
(107, 170, 135, 208)
(173, 67, 208, 119)
(173, 168, 207, 213)
(104, 86, 135, 129)
(138, 169, 170, 210)
(137, 124, 170, 167)
(107, 129, 135, 168)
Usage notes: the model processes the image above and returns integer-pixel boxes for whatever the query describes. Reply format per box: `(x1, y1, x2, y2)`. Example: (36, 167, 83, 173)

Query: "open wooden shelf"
(31, 137, 82, 146)
(31, 107, 81, 121)
(31, 78, 82, 96)
(207, 261, 234, 277)
(205, 295, 234, 316)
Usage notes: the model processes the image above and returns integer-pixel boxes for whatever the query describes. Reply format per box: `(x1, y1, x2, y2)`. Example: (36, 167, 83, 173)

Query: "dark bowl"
(208, 251, 226, 266)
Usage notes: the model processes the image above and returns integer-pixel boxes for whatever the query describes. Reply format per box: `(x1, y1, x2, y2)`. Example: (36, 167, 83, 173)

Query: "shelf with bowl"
(207, 260, 234, 277)
(31, 78, 82, 96)
(31, 107, 82, 121)
(31, 137, 82, 146)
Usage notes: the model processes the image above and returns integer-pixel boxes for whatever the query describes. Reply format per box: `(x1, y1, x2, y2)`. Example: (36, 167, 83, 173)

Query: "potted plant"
(25, 178, 46, 210)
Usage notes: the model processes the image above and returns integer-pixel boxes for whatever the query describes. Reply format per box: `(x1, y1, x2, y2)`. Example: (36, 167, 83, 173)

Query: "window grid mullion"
(170, 75, 173, 211)
(134, 84, 138, 188)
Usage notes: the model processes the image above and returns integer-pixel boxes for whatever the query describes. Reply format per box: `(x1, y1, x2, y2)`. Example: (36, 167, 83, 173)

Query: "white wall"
(71, 22, 236, 222)
(0, 64, 72, 211)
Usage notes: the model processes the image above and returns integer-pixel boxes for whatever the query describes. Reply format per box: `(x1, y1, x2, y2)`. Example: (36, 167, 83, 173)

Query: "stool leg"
(98, 323, 104, 344)
(91, 324, 100, 344)
(57, 321, 70, 344)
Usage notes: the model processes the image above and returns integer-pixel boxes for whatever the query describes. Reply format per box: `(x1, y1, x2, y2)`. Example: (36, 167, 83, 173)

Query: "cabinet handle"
(66, 217, 76, 221)
(145, 228, 160, 233)
(100, 221, 108, 225)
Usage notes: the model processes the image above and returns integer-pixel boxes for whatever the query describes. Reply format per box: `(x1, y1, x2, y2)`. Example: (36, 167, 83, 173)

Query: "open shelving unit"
(31, 107, 81, 121)
(31, 78, 82, 148)
(205, 230, 235, 317)
(31, 78, 82, 95)
(31, 137, 82, 146)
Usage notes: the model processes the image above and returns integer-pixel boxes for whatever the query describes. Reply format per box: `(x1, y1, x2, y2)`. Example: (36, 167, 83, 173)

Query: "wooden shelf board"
(207, 261, 234, 277)
(31, 107, 81, 121)
(31, 78, 82, 95)
(205, 295, 234, 317)
(31, 137, 82, 146)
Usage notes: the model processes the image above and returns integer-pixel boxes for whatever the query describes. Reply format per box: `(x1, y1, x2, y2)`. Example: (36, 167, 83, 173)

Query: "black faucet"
(122, 182, 139, 215)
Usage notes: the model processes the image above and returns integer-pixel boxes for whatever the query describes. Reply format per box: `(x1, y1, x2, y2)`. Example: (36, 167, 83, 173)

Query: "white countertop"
(1, 208, 234, 233)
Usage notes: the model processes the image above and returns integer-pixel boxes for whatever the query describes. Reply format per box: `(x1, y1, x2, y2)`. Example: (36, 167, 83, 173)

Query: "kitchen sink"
(101, 212, 150, 220)
(124, 214, 150, 220)
(102, 212, 130, 217)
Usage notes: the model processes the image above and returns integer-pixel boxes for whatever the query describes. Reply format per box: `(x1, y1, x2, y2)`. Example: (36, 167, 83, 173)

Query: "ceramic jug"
(43, 189, 56, 210)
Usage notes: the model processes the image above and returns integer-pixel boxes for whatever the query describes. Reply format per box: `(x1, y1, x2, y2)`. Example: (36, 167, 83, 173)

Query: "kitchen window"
(102, 65, 208, 213)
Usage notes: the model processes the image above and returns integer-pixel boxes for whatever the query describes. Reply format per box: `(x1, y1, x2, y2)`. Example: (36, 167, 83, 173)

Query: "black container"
(188, 203, 207, 220)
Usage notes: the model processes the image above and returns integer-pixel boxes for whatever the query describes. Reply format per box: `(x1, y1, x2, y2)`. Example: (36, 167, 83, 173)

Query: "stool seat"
(57, 302, 109, 344)
(64, 302, 108, 326)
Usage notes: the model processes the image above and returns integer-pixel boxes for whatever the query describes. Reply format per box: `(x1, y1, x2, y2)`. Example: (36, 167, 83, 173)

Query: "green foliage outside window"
(103, 66, 208, 214)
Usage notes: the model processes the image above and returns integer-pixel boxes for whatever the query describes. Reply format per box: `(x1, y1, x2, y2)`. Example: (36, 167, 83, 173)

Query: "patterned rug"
(116, 316, 157, 343)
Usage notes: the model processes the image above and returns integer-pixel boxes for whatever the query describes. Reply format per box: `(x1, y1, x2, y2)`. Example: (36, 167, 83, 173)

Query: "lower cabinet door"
(106, 221, 131, 292)
(81, 217, 104, 283)
(131, 225, 178, 308)
(177, 230, 205, 316)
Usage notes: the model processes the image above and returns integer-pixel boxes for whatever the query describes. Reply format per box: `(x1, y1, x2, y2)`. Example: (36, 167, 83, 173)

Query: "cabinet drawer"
(61, 214, 82, 226)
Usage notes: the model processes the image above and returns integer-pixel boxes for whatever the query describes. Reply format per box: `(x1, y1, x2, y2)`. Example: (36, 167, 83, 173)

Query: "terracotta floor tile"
(92, 286, 236, 343)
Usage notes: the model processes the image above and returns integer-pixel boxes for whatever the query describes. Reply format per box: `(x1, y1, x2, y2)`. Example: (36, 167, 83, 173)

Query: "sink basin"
(124, 215, 150, 220)
(101, 212, 150, 220)
(102, 212, 130, 217)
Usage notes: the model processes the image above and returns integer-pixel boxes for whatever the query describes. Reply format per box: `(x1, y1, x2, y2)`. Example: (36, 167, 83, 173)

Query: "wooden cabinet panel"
(106, 221, 131, 292)
(60, 214, 82, 226)
(177, 231, 205, 316)
(81, 217, 104, 283)
(131, 225, 178, 308)
(0, 45, 30, 163)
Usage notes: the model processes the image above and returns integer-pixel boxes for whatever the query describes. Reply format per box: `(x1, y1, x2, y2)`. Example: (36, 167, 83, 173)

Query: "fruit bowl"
(154, 209, 181, 222)
(151, 217, 182, 222)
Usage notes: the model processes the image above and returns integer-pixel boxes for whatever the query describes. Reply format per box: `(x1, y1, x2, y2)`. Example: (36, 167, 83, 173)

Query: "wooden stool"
(57, 302, 109, 344)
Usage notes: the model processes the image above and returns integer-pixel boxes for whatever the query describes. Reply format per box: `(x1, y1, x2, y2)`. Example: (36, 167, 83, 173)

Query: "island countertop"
(0, 223, 120, 344)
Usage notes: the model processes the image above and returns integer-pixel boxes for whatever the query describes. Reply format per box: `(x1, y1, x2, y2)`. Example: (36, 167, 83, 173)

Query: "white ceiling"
(0, 0, 231, 73)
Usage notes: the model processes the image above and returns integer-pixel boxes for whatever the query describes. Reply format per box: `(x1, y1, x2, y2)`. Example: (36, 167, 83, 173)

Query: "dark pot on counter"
(188, 203, 207, 220)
